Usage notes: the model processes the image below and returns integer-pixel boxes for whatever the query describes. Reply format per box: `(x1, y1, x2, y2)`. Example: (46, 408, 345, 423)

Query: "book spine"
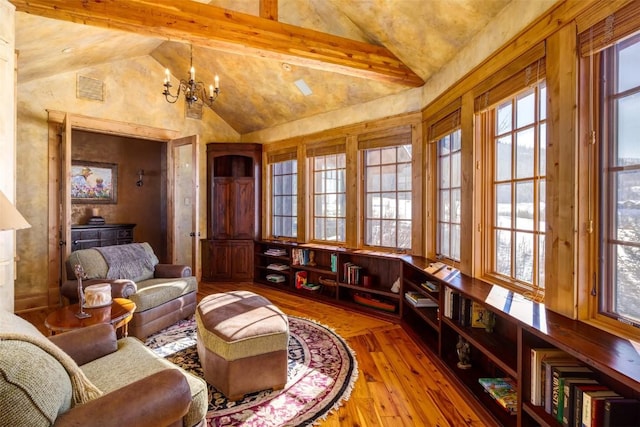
(552, 370, 562, 420)
(582, 392, 594, 427)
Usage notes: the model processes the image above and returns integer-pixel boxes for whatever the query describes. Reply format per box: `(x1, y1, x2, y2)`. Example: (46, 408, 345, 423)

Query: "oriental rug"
(145, 315, 358, 426)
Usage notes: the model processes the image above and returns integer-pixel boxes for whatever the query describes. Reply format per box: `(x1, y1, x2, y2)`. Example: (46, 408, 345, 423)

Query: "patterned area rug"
(145, 315, 358, 426)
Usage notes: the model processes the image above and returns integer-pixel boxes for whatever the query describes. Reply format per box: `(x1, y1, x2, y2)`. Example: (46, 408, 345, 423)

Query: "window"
(598, 33, 640, 326)
(311, 153, 346, 242)
(437, 129, 462, 261)
(364, 144, 412, 249)
(483, 82, 546, 295)
(271, 159, 297, 238)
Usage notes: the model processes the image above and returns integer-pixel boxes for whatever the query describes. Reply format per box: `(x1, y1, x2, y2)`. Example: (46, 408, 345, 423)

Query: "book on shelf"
(561, 377, 599, 427)
(264, 248, 287, 256)
(443, 287, 460, 320)
(424, 261, 446, 275)
(573, 384, 609, 427)
(543, 359, 584, 414)
(530, 348, 571, 406)
(551, 364, 594, 422)
(458, 297, 472, 326)
(404, 291, 438, 308)
(471, 302, 486, 328)
(478, 378, 518, 415)
(420, 281, 439, 292)
(266, 273, 286, 283)
(330, 253, 338, 272)
(582, 390, 623, 427)
(267, 263, 289, 271)
(604, 398, 640, 427)
(433, 266, 460, 281)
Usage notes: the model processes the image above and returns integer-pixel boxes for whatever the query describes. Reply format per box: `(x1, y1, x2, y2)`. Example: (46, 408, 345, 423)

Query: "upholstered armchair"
(0, 309, 207, 427)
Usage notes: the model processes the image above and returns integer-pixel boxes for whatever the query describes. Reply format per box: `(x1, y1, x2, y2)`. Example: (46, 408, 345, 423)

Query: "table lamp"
(0, 189, 30, 231)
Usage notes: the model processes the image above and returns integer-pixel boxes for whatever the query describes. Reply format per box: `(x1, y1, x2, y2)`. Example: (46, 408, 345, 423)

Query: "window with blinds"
(476, 46, 547, 299)
(267, 150, 298, 239)
(428, 102, 462, 262)
(579, 1, 640, 330)
(359, 130, 412, 250)
(307, 139, 346, 243)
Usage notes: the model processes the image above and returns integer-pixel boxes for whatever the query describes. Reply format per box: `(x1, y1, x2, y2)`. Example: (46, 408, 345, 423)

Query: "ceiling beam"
(259, 0, 278, 21)
(10, 0, 424, 87)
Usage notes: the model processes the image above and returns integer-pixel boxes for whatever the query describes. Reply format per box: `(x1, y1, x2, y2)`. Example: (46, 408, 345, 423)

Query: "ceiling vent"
(76, 75, 104, 102)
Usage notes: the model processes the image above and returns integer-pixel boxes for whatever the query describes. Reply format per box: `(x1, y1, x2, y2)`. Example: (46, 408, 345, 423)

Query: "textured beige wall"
(15, 55, 239, 309)
(0, 0, 16, 312)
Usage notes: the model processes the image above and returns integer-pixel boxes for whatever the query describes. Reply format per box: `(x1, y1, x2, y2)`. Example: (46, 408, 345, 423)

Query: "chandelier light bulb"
(162, 45, 220, 111)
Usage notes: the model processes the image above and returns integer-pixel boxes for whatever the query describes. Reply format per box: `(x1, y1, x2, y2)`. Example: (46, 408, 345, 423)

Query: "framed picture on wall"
(71, 161, 117, 204)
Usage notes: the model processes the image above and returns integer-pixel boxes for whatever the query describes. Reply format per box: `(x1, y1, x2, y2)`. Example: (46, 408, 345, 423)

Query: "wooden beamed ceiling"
(9, 0, 425, 87)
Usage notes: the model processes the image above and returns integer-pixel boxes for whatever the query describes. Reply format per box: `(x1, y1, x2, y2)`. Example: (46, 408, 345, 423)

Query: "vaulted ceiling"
(13, 0, 516, 134)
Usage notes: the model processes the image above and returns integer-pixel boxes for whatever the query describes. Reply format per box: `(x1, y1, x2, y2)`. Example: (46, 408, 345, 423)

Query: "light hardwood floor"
(20, 281, 487, 427)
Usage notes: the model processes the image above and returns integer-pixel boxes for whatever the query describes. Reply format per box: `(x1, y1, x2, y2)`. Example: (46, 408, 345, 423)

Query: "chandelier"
(162, 46, 220, 110)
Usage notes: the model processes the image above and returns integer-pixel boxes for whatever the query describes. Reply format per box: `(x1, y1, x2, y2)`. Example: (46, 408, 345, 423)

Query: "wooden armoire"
(201, 143, 261, 281)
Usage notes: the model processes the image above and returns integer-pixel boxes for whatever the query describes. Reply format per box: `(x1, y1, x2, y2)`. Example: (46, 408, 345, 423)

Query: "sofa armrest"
(61, 279, 137, 303)
(53, 369, 191, 427)
(49, 323, 117, 365)
(155, 263, 192, 278)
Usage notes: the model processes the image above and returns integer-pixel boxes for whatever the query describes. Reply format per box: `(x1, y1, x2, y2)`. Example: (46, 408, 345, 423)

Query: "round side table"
(45, 297, 136, 336)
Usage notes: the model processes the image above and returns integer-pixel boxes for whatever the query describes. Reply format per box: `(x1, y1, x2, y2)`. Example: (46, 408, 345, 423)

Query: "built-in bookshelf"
(253, 242, 640, 426)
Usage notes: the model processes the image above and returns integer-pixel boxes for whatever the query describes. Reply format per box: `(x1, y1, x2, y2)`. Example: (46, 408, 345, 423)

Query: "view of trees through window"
(437, 129, 462, 261)
(312, 153, 346, 242)
(601, 34, 640, 324)
(364, 145, 412, 249)
(491, 83, 546, 291)
(271, 159, 297, 238)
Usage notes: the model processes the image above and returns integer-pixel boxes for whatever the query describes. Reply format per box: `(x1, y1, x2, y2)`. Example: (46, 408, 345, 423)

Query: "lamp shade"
(0, 190, 31, 231)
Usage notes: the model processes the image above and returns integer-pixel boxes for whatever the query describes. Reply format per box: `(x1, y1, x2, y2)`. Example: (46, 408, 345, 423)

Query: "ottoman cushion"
(196, 291, 289, 400)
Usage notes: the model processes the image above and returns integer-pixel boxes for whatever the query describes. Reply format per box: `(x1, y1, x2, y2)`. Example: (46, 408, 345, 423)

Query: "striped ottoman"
(195, 290, 289, 400)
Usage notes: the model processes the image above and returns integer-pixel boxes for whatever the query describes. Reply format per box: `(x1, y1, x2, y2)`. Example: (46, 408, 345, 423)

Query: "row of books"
(478, 377, 518, 415)
(292, 248, 315, 266)
(404, 291, 438, 308)
(530, 347, 639, 427)
(442, 288, 493, 329)
(343, 262, 363, 285)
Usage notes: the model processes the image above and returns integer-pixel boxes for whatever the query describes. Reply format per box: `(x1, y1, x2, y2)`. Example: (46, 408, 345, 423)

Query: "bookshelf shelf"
(253, 242, 640, 426)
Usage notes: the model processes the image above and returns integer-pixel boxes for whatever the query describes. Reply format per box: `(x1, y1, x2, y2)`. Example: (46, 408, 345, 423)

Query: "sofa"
(0, 309, 208, 427)
(61, 242, 197, 339)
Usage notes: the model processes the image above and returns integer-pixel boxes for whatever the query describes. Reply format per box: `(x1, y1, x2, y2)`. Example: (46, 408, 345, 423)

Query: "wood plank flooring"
(19, 281, 488, 427)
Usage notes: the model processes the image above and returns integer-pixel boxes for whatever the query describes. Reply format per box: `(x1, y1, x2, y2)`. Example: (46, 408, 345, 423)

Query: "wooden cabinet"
(70, 224, 135, 251)
(202, 240, 253, 281)
(253, 241, 640, 426)
(202, 143, 261, 281)
(211, 177, 255, 239)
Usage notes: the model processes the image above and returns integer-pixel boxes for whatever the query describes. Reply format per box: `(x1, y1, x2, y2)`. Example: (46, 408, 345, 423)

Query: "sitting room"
(2, 1, 640, 426)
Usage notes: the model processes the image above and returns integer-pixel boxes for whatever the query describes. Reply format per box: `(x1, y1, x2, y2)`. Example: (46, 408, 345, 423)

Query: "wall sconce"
(136, 169, 144, 187)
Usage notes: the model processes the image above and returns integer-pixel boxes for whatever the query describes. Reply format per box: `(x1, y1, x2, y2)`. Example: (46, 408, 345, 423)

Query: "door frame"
(47, 111, 196, 304)
(168, 135, 200, 280)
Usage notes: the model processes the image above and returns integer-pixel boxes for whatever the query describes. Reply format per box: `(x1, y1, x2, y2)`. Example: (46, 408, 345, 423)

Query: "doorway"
(47, 111, 199, 304)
